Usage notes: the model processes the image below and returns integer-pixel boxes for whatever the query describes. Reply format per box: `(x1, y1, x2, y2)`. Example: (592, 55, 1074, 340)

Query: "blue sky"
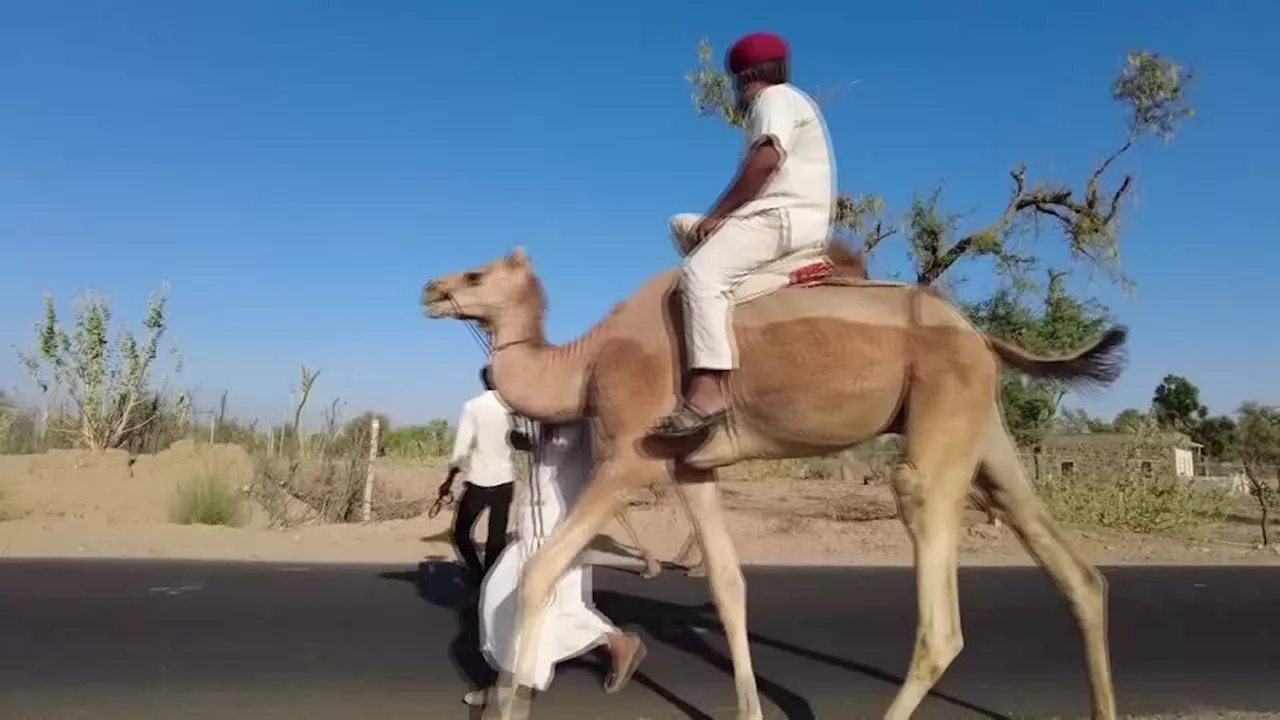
(1, 0, 1276, 428)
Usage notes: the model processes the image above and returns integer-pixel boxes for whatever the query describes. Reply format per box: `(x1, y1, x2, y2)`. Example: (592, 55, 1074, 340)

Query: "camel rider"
(650, 31, 836, 439)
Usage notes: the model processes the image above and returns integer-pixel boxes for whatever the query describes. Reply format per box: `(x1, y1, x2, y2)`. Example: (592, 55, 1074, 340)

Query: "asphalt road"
(0, 559, 1277, 720)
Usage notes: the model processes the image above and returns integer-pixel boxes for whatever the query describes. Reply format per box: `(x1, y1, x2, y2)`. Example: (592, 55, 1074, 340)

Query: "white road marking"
(147, 584, 204, 596)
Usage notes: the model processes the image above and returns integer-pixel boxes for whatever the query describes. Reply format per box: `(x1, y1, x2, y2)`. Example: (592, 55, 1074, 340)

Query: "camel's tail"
(986, 325, 1129, 390)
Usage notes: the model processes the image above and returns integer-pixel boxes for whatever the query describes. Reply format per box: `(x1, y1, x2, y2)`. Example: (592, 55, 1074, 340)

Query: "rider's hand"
(692, 216, 724, 246)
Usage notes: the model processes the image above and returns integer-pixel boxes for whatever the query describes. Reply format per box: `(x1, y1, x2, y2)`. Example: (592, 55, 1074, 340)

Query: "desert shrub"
(170, 470, 245, 526)
(1036, 472, 1231, 534)
(0, 395, 41, 454)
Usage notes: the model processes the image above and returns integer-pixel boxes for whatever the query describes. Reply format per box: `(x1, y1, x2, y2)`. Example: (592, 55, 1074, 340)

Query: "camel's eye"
(464, 272, 483, 286)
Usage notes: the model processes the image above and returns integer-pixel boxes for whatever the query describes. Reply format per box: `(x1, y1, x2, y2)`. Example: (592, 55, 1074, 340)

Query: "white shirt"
(732, 83, 836, 237)
(448, 390, 516, 488)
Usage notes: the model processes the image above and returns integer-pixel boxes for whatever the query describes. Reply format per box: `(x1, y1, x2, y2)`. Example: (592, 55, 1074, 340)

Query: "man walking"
(437, 365, 518, 585)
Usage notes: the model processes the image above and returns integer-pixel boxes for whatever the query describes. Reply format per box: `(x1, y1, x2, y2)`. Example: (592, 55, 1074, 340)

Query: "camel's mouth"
(423, 294, 485, 324)
(421, 282, 459, 319)
(423, 298, 454, 318)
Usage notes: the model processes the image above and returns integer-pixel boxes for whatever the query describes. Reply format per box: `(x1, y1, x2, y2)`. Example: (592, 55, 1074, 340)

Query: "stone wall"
(1028, 432, 1196, 483)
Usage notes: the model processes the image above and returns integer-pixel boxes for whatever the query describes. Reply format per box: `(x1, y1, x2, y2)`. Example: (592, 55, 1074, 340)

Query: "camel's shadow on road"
(378, 560, 1009, 720)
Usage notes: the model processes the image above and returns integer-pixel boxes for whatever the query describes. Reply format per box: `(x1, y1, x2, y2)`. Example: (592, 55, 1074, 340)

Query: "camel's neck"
(488, 298, 605, 424)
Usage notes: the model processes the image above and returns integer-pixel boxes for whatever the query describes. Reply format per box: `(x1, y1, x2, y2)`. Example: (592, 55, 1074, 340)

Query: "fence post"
(362, 417, 380, 523)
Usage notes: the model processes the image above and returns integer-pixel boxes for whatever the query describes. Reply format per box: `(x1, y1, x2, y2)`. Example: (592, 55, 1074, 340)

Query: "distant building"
(1029, 431, 1203, 482)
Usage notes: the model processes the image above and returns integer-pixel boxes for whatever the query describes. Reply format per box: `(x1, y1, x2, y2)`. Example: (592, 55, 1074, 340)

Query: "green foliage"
(1037, 472, 1229, 534)
(1112, 51, 1196, 143)
(1112, 408, 1149, 433)
(966, 271, 1112, 447)
(17, 286, 184, 451)
(383, 419, 456, 459)
(1151, 374, 1208, 433)
(1192, 415, 1237, 461)
(170, 468, 245, 526)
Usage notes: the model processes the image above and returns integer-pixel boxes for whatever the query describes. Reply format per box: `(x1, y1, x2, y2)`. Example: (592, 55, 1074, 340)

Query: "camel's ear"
(509, 246, 529, 266)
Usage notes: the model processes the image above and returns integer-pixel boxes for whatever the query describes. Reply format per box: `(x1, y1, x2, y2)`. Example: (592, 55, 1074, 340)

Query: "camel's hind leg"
(974, 410, 1117, 719)
(884, 388, 990, 720)
(671, 481, 707, 576)
(613, 508, 662, 579)
(678, 466, 762, 720)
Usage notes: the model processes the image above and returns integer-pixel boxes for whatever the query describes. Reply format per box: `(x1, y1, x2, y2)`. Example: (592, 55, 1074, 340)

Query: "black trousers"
(451, 481, 514, 584)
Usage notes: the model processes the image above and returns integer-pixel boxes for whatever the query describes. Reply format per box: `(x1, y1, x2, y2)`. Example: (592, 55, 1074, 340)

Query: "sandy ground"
(1, 441, 1277, 567)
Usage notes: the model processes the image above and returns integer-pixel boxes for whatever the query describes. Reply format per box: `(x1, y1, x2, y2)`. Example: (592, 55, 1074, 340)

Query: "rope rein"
(448, 298, 548, 546)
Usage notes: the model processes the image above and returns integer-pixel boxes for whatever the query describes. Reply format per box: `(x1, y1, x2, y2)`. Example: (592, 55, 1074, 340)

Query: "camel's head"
(421, 247, 539, 326)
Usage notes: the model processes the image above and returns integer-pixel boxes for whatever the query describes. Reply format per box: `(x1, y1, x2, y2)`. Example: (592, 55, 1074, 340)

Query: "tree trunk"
(1260, 500, 1270, 548)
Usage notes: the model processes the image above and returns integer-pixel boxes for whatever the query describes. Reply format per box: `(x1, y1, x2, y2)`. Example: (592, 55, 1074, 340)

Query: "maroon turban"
(725, 32, 789, 75)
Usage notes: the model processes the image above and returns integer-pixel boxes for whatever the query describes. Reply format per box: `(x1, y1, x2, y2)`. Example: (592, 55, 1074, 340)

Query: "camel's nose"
(422, 280, 439, 303)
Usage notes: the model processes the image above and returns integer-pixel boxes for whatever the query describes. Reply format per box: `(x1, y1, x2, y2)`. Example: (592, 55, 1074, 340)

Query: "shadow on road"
(378, 561, 1007, 720)
(378, 558, 495, 719)
(591, 576, 1010, 720)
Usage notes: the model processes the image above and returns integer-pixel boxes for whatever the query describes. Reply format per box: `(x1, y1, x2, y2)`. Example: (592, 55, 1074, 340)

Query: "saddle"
(728, 244, 835, 305)
(667, 214, 840, 306)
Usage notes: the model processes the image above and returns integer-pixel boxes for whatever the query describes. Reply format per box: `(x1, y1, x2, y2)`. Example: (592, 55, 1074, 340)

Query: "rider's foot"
(648, 373, 729, 438)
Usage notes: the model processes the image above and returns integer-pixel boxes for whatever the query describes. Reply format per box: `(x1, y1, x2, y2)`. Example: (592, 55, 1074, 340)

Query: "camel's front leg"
(677, 467, 762, 720)
(485, 460, 632, 720)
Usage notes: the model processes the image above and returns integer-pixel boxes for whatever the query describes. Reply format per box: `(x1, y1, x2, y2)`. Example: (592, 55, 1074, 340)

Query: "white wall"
(1173, 447, 1195, 477)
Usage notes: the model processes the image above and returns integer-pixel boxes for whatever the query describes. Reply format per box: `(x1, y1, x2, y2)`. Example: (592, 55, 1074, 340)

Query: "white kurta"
(477, 419, 614, 691)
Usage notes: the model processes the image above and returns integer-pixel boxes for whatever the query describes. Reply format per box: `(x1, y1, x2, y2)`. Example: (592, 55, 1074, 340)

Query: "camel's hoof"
(480, 689, 531, 720)
(640, 562, 662, 579)
(480, 677, 532, 720)
(685, 564, 707, 578)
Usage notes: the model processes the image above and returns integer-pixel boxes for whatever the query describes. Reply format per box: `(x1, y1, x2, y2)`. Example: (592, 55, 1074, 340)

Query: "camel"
(422, 239, 1122, 720)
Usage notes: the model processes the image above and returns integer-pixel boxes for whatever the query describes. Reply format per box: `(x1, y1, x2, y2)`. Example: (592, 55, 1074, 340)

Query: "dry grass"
(170, 467, 245, 527)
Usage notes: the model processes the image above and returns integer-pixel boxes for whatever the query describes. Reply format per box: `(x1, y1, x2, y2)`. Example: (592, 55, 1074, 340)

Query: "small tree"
(1235, 402, 1280, 546)
(1151, 374, 1208, 433)
(18, 285, 180, 451)
(1112, 408, 1149, 433)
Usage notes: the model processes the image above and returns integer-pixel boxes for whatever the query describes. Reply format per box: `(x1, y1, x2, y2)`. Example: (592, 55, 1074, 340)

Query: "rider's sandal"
(648, 400, 728, 438)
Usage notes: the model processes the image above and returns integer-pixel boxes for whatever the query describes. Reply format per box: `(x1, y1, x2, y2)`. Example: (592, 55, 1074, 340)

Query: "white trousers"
(478, 421, 614, 691)
(670, 209, 828, 370)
